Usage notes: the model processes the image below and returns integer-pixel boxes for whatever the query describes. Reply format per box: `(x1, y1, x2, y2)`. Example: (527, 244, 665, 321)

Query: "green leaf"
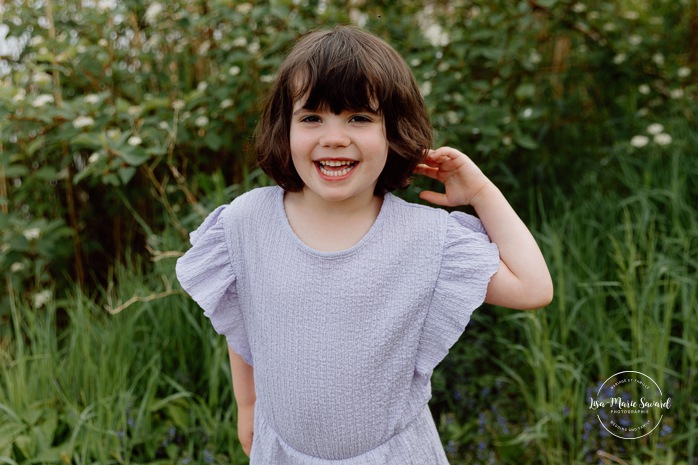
(515, 134, 538, 150)
(70, 133, 102, 149)
(515, 83, 536, 100)
(118, 166, 137, 184)
(13, 434, 35, 460)
(35, 166, 59, 181)
(116, 146, 150, 166)
(204, 131, 223, 151)
(3, 165, 29, 177)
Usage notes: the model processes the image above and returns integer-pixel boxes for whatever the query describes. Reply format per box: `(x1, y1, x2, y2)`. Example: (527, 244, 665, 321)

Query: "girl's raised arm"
(415, 147, 553, 310)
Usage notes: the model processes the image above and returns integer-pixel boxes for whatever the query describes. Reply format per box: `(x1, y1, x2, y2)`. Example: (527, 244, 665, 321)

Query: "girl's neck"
(283, 188, 384, 252)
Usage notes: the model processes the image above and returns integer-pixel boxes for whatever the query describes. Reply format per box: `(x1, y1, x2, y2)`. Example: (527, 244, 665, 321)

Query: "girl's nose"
(319, 123, 350, 148)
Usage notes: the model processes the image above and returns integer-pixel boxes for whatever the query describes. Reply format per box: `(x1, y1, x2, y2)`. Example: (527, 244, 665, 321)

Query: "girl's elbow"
(534, 279, 554, 309)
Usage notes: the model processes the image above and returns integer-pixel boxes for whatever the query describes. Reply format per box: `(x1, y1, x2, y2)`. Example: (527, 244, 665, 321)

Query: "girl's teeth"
(318, 160, 355, 177)
(319, 166, 352, 177)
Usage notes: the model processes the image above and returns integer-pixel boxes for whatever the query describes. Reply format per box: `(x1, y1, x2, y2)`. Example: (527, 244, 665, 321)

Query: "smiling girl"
(176, 25, 552, 464)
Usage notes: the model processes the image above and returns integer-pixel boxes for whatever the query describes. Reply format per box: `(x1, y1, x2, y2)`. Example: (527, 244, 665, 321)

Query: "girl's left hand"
(413, 147, 491, 207)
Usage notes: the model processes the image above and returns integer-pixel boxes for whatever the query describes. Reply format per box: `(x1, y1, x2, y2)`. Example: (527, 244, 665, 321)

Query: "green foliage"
(2, 0, 695, 298)
(1, 0, 697, 463)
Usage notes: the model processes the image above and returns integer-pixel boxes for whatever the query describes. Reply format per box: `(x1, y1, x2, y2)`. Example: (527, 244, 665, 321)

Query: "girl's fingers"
(418, 190, 456, 207)
(414, 164, 439, 175)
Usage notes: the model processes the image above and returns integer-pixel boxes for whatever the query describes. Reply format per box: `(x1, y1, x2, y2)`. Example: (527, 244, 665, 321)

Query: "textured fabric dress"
(175, 186, 499, 464)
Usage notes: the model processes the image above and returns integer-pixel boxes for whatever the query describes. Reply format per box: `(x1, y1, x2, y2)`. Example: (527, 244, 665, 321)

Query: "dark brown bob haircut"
(254, 25, 432, 194)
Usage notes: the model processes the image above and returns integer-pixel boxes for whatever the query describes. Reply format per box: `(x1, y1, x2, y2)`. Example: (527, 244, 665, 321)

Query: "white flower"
(420, 81, 432, 97)
(33, 290, 52, 309)
(653, 53, 665, 66)
(32, 72, 52, 84)
(437, 62, 449, 72)
(172, 99, 186, 111)
(624, 11, 640, 20)
(232, 37, 247, 48)
(220, 99, 234, 109)
(195, 115, 209, 127)
(73, 116, 95, 129)
(647, 123, 664, 135)
(229, 66, 241, 76)
(236, 2, 252, 14)
(85, 94, 100, 104)
(96, 0, 116, 11)
(638, 84, 651, 95)
(248, 42, 260, 54)
(107, 129, 121, 139)
(23, 228, 41, 240)
(197, 82, 208, 92)
(88, 152, 101, 163)
(654, 133, 672, 146)
(446, 111, 459, 124)
(158, 121, 169, 129)
(260, 74, 275, 83)
(410, 58, 422, 67)
(613, 53, 627, 65)
(603, 23, 616, 32)
(529, 51, 542, 64)
(127, 136, 142, 146)
(98, 38, 108, 47)
(678, 67, 691, 78)
(502, 136, 512, 146)
(145, 3, 164, 23)
(628, 35, 642, 46)
(421, 23, 450, 47)
(630, 135, 649, 148)
(522, 107, 533, 118)
(13, 89, 26, 102)
(32, 94, 54, 107)
(128, 105, 142, 116)
(572, 3, 586, 13)
(670, 88, 684, 99)
(10, 262, 24, 273)
(30, 35, 44, 47)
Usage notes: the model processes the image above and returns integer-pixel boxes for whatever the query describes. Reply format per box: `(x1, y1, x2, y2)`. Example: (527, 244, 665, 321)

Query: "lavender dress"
(176, 186, 499, 464)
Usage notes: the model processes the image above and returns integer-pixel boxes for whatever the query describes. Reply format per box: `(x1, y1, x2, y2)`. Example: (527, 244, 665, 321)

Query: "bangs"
(293, 64, 381, 114)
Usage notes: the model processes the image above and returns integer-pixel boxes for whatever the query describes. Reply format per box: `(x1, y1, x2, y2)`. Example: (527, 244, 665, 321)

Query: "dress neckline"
(274, 186, 392, 258)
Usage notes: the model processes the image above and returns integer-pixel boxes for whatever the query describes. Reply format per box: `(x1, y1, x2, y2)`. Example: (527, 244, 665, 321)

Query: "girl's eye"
(300, 115, 321, 123)
(349, 115, 372, 123)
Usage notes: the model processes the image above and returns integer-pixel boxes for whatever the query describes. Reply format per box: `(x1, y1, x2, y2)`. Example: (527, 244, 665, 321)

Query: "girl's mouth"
(315, 160, 357, 178)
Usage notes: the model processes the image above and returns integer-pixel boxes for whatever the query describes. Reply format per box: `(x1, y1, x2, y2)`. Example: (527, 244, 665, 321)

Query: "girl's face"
(289, 99, 389, 205)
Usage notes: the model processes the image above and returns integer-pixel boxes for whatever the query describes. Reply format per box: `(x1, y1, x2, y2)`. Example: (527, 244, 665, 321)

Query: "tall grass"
(2, 133, 697, 464)
(1, 250, 247, 463)
(443, 132, 697, 463)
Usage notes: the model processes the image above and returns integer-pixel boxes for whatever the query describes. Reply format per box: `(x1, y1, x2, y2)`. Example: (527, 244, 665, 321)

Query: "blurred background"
(1, 0, 696, 463)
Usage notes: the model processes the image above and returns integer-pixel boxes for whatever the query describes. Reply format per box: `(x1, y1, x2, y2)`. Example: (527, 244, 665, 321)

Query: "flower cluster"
(630, 123, 672, 149)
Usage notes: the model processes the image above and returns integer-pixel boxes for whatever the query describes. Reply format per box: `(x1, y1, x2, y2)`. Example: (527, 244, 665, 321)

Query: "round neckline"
(275, 186, 392, 258)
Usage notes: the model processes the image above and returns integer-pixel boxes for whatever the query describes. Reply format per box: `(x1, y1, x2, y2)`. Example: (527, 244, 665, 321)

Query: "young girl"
(176, 25, 552, 464)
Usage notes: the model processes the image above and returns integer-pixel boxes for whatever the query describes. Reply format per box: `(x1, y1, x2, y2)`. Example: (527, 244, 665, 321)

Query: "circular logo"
(588, 371, 672, 439)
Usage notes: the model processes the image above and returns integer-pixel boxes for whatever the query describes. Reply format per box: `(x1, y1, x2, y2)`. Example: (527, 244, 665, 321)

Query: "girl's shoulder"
(218, 186, 281, 223)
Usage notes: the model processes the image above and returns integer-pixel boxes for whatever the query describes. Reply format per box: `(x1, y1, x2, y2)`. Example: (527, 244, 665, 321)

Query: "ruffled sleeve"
(175, 206, 252, 365)
(415, 211, 499, 376)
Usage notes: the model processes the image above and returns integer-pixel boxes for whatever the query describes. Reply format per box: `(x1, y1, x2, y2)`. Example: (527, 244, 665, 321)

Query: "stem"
(45, 0, 85, 289)
(0, 141, 7, 215)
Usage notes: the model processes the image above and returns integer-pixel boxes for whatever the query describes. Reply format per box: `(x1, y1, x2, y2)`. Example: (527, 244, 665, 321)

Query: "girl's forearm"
(470, 181, 553, 309)
(228, 345, 256, 408)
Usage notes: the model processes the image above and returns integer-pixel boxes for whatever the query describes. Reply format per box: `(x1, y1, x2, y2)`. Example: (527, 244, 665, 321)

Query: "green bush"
(2, 0, 695, 298)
